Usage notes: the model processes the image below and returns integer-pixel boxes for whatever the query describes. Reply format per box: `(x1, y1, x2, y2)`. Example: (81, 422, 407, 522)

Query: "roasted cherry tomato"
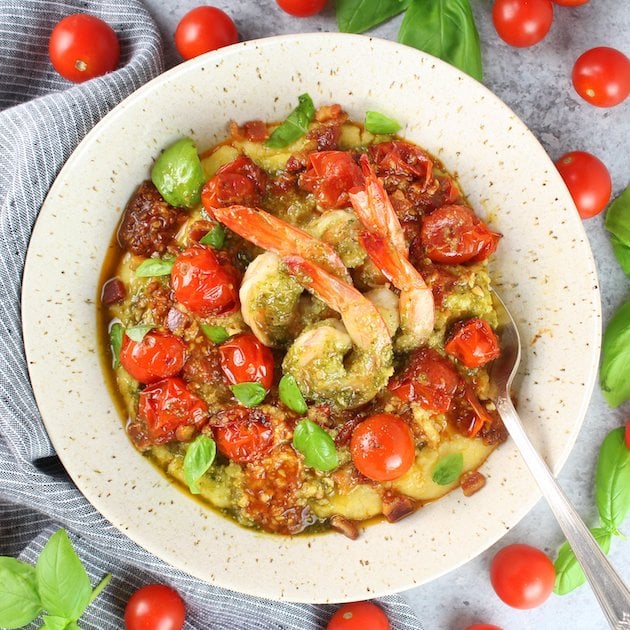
(445, 318, 501, 368)
(219, 333, 275, 390)
(490, 544, 555, 609)
(49, 14, 120, 83)
(388, 347, 461, 412)
(420, 205, 501, 264)
(119, 330, 186, 384)
(464, 625, 503, 630)
(174, 6, 238, 60)
(138, 377, 208, 444)
(369, 140, 433, 184)
(492, 0, 553, 48)
(555, 151, 612, 219)
(124, 583, 185, 630)
(625, 419, 630, 450)
(202, 155, 268, 212)
(171, 246, 239, 316)
(327, 601, 391, 630)
(572, 47, 630, 108)
(350, 414, 415, 482)
(276, 0, 328, 17)
(214, 407, 274, 462)
(299, 151, 364, 209)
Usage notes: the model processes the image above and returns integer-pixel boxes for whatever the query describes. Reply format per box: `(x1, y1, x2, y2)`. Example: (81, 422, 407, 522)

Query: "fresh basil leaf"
(336, 0, 410, 33)
(199, 224, 226, 249)
(201, 324, 230, 344)
(135, 257, 175, 277)
(125, 324, 154, 343)
(431, 452, 463, 485)
(293, 419, 339, 472)
(604, 185, 630, 247)
(596, 427, 630, 533)
(231, 382, 267, 407)
(266, 94, 315, 149)
(364, 111, 402, 135)
(40, 616, 75, 630)
(553, 526, 612, 595)
(184, 434, 217, 494)
(398, 0, 482, 82)
(600, 300, 630, 407)
(0, 564, 42, 629)
(151, 137, 205, 208)
(279, 374, 308, 414)
(609, 234, 630, 278)
(109, 322, 123, 369)
(36, 530, 92, 621)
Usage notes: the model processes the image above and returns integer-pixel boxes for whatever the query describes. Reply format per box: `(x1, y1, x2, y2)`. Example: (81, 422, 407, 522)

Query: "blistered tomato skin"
(219, 333, 275, 390)
(119, 330, 186, 384)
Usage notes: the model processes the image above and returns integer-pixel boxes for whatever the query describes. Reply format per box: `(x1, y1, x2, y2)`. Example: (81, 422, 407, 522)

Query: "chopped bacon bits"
(460, 470, 486, 496)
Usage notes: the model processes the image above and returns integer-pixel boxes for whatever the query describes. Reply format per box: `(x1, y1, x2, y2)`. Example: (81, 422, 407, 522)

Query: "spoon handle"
(496, 396, 630, 629)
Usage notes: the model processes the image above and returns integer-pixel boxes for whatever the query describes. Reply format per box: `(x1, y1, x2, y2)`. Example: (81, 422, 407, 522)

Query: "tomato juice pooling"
(99, 98, 507, 537)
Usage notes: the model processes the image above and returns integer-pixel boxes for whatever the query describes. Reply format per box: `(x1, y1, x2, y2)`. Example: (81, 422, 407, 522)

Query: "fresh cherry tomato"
(388, 347, 461, 412)
(214, 407, 274, 462)
(49, 14, 120, 83)
(138, 377, 208, 444)
(555, 151, 612, 219)
(276, 0, 328, 17)
(625, 419, 630, 450)
(465, 625, 503, 630)
(350, 414, 415, 482)
(492, 0, 554, 48)
(420, 205, 501, 264)
(124, 583, 185, 630)
(552, 0, 588, 5)
(219, 333, 275, 390)
(490, 544, 555, 609)
(445, 318, 501, 368)
(326, 601, 391, 630)
(299, 151, 364, 209)
(171, 246, 239, 316)
(572, 47, 630, 108)
(174, 6, 238, 60)
(201, 155, 267, 212)
(119, 330, 186, 384)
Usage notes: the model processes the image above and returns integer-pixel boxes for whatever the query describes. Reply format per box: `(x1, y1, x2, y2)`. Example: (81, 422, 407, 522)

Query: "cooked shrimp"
(212, 204, 350, 281)
(350, 155, 435, 350)
(282, 256, 393, 409)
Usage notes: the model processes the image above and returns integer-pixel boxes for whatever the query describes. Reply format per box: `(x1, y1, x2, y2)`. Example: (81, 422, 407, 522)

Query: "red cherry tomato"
(219, 333, 275, 390)
(490, 544, 555, 609)
(171, 246, 239, 316)
(492, 0, 554, 48)
(420, 205, 501, 264)
(572, 47, 630, 108)
(300, 151, 364, 209)
(552, 0, 588, 4)
(214, 407, 274, 462)
(124, 583, 185, 630)
(445, 318, 501, 368)
(465, 625, 503, 630)
(49, 14, 120, 83)
(174, 6, 238, 60)
(350, 414, 415, 482)
(276, 0, 328, 17)
(555, 151, 612, 219)
(369, 140, 433, 183)
(327, 601, 390, 630)
(625, 419, 630, 450)
(388, 347, 461, 412)
(119, 330, 186, 384)
(138, 377, 208, 444)
(201, 155, 267, 212)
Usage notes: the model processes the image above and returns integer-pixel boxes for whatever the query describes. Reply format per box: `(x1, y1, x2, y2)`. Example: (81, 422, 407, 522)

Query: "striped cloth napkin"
(0, 1, 422, 627)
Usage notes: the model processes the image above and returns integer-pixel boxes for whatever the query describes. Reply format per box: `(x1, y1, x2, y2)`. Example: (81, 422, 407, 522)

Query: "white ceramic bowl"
(22, 33, 600, 603)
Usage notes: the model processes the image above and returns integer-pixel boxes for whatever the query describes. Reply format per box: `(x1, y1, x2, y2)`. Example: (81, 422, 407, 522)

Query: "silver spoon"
(490, 291, 630, 629)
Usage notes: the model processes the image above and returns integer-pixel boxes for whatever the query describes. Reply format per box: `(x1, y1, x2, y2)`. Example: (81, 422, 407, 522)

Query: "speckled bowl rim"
(22, 33, 601, 603)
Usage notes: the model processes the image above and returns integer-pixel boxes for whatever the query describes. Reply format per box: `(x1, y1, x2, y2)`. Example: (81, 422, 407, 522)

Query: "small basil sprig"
(184, 434, 217, 494)
(231, 382, 267, 407)
(0, 529, 111, 629)
(199, 224, 226, 249)
(336, 0, 410, 33)
(599, 300, 630, 407)
(605, 186, 630, 277)
(135, 257, 175, 277)
(292, 419, 338, 472)
(151, 137, 205, 208)
(279, 374, 308, 414)
(364, 111, 401, 135)
(431, 452, 463, 485)
(109, 322, 123, 368)
(266, 94, 315, 149)
(201, 324, 230, 344)
(125, 324, 154, 343)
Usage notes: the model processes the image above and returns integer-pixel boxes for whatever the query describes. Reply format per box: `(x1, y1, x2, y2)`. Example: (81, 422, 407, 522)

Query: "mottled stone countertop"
(144, 2, 629, 628)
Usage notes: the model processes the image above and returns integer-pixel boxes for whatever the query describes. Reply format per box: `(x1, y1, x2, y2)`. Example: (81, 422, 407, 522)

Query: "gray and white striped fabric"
(0, 1, 422, 627)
